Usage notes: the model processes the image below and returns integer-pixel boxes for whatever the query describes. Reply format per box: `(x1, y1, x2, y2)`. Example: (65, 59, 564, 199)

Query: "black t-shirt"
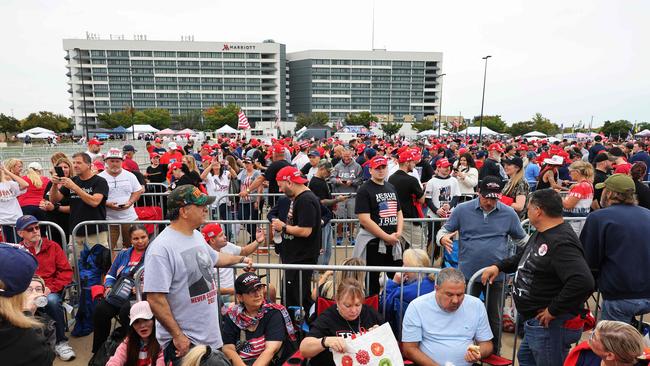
(169, 174, 199, 191)
(281, 190, 322, 263)
(417, 160, 435, 183)
(593, 169, 609, 204)
(635, 180, 650, 210)
(308, 176, 332, 201)
(355, 180, 401, 234)
(479, 158, 502, 182)
(59, 175, 109, 234)
(264, 160, 291, 194)
(307, 305, 384, 366)
(146, 164, 168, 183)
(222, 309, 287, 361)
(388, 170, 424, 219)
(300, 162, 313, 176)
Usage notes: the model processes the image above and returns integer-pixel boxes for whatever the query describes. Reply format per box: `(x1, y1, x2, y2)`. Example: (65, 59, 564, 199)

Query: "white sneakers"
(55, 341, 76, 361)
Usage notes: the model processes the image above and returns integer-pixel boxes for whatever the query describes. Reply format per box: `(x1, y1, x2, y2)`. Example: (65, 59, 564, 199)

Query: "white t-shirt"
(98, 169, 143, 221)
(424, 176, 461, 217)
(217, 242, 242, 290)
(292, 152, 310, 171)
(0, 181, 24, 224)
(85, 150, 101, 161)
(205, 171, 231, 207)
(144, 227, 222, 349)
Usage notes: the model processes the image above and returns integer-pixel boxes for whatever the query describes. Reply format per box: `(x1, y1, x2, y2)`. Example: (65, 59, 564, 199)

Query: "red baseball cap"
(169, 161, 183, 170)
(399, 149, 416, 163)
(149, 152, 160, 159)
(458, 148, 468, 155)
(201, 144, 212, 151)
(250, 139, 260, 147)
(154, 138, 161, 143)
(299, 141, 310, 150)
(369, 156, 388, 169)
(276, 166, 308, 184)
(93, 160, 105, 171)
(357, 144, 366, 154)
(488, 143, 504, 153)
(436, 158, 452, 168)
(88, 138, 103, 146)
(272, 144, 285, 154)
(201, 223, 223, 242)
(201, 155, 212, 162)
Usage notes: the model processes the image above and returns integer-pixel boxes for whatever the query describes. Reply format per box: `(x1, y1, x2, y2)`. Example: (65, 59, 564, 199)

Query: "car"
(295, 128, 332, 141)
(95, 133, 110, 141)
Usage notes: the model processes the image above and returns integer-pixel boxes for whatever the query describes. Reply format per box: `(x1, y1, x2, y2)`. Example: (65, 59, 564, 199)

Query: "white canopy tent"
(17, 127, 56, 138)
(175, 128, 197, 135)
(215, 125, 239, 134)
(418, 129, 450, 136)
(156, 128, 176, 135)
(523, 131, 547, 138)
(457, 126, 500, 136)
(129, 124, 160, 134)
(635, 129, 650, 137)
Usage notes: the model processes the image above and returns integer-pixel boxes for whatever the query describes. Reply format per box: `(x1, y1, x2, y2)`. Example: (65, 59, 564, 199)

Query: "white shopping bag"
(332, 323, 404, 366)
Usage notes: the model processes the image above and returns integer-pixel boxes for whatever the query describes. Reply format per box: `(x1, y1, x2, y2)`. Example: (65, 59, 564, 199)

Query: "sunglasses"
(22, 225, 40, 233)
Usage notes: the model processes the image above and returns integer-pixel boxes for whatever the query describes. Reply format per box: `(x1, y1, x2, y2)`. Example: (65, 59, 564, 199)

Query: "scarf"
(226, 302, 297, 341)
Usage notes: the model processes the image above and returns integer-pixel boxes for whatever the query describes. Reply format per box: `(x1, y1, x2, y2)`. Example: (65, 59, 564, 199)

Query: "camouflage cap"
(168, 185, 216, 210)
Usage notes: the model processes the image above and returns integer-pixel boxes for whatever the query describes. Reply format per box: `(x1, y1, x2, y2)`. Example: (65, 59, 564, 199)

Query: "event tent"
(156, 128, 176, 135)
(175, 128, 197, 135)
(418, 129, 450, 136)
(456, 126, 500, 135)
(17, 127, 56, 138)
(635, 129, 650, 137)
(215, 125, 239, 134)
(523, 131, 547, 138)
(129, 124, 160, 134)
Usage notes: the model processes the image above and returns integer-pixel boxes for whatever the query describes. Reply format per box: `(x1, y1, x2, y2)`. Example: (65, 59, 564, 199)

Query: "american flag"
(274, 110, 281, 130)
(238, 111, 250, 130)
(378, 200, 397, 218)
(239, 335, 266, 359)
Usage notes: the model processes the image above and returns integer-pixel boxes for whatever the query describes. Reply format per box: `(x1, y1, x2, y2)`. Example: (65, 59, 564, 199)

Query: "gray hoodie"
(331, 159, 363, 193)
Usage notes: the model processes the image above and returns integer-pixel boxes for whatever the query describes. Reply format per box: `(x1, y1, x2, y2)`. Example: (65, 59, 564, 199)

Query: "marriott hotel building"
(63, 38, 442, 131)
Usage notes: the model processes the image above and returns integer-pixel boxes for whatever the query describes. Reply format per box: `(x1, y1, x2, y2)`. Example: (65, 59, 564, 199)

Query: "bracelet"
(53, 203, 60, 212)
(239, 256, 245, 263)
(321, 337, 328, 349)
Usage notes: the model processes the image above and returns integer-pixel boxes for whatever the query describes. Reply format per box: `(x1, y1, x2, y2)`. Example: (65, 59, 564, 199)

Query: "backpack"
(87, 326, 126, 366)
(72, 244, 110, 337)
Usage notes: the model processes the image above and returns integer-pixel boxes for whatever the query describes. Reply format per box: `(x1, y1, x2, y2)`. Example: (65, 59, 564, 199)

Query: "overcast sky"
(1, 0, 648, 127)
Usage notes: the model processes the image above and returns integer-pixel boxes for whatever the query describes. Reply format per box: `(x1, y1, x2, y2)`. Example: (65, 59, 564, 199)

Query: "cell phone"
(54, 166, 65, 178)
(118, 204, 126, 208)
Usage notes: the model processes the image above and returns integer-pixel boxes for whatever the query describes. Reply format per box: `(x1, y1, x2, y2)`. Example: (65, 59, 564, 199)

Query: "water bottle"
(34, 296, 48, 308)
(273, 230, 282, 244)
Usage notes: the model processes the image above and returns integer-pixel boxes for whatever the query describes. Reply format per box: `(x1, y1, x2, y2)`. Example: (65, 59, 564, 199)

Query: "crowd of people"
(1, 131, 650, 366)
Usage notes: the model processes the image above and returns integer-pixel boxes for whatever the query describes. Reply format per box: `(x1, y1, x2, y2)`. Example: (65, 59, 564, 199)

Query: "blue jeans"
(318, 224, 332, 265)
(42, 293, 67, 343)
(518, 315, 582, 366)
(601, 298, 650, 323)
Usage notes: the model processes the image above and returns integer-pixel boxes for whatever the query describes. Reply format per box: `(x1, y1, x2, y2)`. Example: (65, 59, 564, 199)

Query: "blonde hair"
(402, 249, 436, 281)
(50, 152, 68, 166)
(596, 320, 645, 364)
(504, 163, 525, 196)
(0, 289, 42, 329)
(25, 167, 43, 189)
(181, 345, 209, 366)
(4, 158, 22, 174)
(569, 160, 594, 182)
(335, 278, 365, 303)
(321, 257, 366, 300)
(183, 155, 200, 174)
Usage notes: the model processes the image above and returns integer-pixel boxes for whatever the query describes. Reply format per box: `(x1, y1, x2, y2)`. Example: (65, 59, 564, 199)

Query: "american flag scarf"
(226, 302, 297, 341)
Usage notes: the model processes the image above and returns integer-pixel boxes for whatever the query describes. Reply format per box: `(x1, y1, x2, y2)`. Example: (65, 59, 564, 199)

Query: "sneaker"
(336, 237, 343, 246)
(55, 341, 76, 361)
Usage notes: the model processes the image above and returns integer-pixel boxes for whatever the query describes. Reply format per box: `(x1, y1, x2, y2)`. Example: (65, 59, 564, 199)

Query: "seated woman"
(381, 249, 436, 335)
(222, 273, 295, 366)
(107, 301, 164, 366)
(564, 320, 647, 366)
(92, 225, 150, 354)
(300, 278, 384, 366)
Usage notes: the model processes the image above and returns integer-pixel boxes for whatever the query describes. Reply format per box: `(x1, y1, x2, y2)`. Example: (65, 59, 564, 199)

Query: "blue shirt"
(524, 163, 540, 184)
(402, 291, 493, 366)
(443, 199, 526, 281)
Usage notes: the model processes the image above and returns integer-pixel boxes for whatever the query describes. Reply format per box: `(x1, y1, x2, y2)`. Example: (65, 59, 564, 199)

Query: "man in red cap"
(292, 141, 311, 170)
(479, 143, 506, 183)
(388, 150, 426, 250)
(85, 138, 103, 161)
(240, 144, 291, 207)
(152, 138, 166, 155)
(352, 155, 403, 295)
(271, 166, 321, 308)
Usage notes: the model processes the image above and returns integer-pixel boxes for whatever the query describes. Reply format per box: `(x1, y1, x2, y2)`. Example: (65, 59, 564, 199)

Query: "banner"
(332, 323, 404, 366)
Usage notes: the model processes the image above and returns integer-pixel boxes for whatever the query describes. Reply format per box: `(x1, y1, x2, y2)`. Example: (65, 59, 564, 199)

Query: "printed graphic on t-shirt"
(282, 201, 296, 241)
(437, 186, 451, 205)
(181, 247, 217, 303)
(375, 192, 398, 226)
(564, 182, 594, 216)
(239, 335, 266, 359)
(335, 327, 368, 339)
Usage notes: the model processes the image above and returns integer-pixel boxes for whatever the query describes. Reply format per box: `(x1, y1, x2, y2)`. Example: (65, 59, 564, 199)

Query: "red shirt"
(25, 238, 73, 293)
(122, 157, 140, 173)
(18, 176, 50, 207)
(160, 151, 183, 165)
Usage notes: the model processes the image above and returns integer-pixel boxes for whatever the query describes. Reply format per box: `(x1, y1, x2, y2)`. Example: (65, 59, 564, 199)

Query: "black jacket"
(496, 222, 594, 320)
(0, 320, 55, 366)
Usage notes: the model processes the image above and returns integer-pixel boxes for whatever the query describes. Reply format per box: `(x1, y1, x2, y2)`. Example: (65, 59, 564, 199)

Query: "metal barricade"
(133, 266, 146, 302)
(135, 191, 169, 209)
(0, 220, 68, 255)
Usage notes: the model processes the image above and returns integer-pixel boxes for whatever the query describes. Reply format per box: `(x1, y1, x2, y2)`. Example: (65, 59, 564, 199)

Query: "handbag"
(499, 195, 514, 206)
(106, 259, 144, 308)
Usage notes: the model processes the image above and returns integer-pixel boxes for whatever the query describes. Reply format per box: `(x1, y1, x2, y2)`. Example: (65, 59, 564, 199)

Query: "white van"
(333, 132, 357, 143)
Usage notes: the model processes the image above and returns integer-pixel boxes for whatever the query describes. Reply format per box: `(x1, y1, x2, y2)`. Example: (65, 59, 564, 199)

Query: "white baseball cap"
(543, 155, 564, 166)
(168, 142, 178, 150)
(129, 301, 154, 325)
(27, 162, 43, 171)
(104, 148, 123, 160)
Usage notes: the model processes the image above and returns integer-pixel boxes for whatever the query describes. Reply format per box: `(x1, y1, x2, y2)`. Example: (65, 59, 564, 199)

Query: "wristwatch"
(321, 337, 328, 349)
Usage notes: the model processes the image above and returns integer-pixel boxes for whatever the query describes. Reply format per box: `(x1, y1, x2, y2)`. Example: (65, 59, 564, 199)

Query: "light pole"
(128, 66, 135, 140)
(478, 55, 491, 143)
(437, 73, 446, 138)
(75, 48, 90, 141)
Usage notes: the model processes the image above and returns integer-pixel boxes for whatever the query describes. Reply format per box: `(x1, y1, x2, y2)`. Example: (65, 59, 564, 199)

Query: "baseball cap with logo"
(436, 158, 452, 168)
(88, 138, 103, 146)
(149, 152, 160, 159)
(276, 166, 308, 184)
(479, 176, 503, 199)
(299, 141, 310, 150)
(307, 150, 321, 157)
(104, 148, 123, 160)
(168, 142, 178, 150)
(0, 243, 38, 297)
(167, 184, 216, 211)
(595, 173, 635, 194)
(169, 161, 184, 171)
(369, 155, 388, 169)
(399, 149, 417, 163)
(235, 272, 265, 294)
(122, 145, 137, 153)
(317, 160, 335, 173)
(488, 143, 504, 153)
(16, 215, 39, 231)
(201, 223, 223, 242)
(271, 145, 285, 154)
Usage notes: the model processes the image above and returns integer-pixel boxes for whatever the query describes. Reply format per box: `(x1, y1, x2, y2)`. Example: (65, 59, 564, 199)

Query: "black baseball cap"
(235, 273, 266, 294)
(502, 156, 523, 169)
(122, 145, 137, 152)
(593, 152, 612, 164)
(479, 176, 503, 199)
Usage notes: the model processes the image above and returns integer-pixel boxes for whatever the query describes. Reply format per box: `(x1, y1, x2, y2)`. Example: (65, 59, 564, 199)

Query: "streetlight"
(478, 55, 491, 143)
(75, 48, 90, 141)
(128, 66, 135, 140)
(437, 73, 446, 138)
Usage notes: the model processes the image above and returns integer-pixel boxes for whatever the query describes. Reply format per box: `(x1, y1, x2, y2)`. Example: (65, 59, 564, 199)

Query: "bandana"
(225, 302, 297, 341)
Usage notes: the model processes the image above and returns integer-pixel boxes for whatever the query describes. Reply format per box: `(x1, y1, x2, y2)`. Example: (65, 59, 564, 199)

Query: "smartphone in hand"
(54, 166, 65, 178)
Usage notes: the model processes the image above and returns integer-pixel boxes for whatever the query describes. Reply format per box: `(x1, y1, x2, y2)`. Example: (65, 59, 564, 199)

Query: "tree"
(471, 115, 508, 133)
(507, 121, 535, 137)
(530, 113, 560, 135)
(295, 112, 329, 130)
(637, 122, 650, 132)
(131, 108, 171, 130)
(203, 104, 240, 130)
(600, 120, 633, 138)
(21, 111, 73, 133)
(410, 120, 433, 133)
(380, 122, 402, 138)
(0, 114, 20, 139)
(345, 111, 378, 128)
(173, 110, 203, 130)
(97, 109, 134, 129)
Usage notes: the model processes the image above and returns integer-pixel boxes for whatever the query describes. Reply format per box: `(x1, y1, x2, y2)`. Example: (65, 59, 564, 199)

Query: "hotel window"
(178, 52, 200, 58)
(201, 52, 221, 58)
(154, 51, 176, 58)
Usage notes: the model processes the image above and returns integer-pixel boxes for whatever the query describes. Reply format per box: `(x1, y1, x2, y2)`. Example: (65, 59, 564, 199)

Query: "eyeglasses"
(22, 225, 40, 233)
(26, 286, 44, 294)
